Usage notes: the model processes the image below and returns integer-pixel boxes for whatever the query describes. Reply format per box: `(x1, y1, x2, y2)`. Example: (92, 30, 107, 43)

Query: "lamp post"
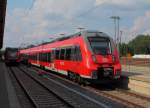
(120, 30, 123, 45)
(110, 16, 120, 55)
(110, 16, 120, 44)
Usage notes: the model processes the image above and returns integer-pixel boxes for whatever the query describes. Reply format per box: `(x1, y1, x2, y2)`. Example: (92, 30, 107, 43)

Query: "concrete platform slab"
(0, 62, 21, 108)
(121, 65, 150, 96)
(122, 65, 150, 75)
(0, 62, 10, 108)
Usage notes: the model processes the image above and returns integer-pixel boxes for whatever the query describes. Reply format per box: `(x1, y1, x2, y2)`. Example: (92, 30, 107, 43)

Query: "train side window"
(51, 50, 55, 62)
(32, 55, 34, 60)
(41, 53, 43, 61)
(71, 46, 82, 61)
(71, 47, 76, 61)
(31, 55, 34, 60)
(55, 49, 60, 60)
(39, 53, 41, 61)
(34, 54, 36, 60)
(47, 52, 51, 62)
(34, 54, 37, 60)
(44, 53, 47, 62)
(30, 55, 32, 60)
(65, 48, 71, 60)
(36, 54, 38, 60)
(75, 46, 82, 61)
(29, 55, 31, 59)
(42, 53, 47, 62)
(37, 54, 39, 60)
(40, 53, 42, 61)
(60, 49, 65, 60)
(37, 53, 40, 60)
(33, 54, 34, 60)
(46, 53, 48, 62)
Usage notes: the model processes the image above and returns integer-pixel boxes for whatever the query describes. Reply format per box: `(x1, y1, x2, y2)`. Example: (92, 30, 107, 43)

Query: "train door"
(71, 45, 82, 74)
(52, 49, 60, 71)
(51, 50, 55, 70)
(57, 48, 67, 75)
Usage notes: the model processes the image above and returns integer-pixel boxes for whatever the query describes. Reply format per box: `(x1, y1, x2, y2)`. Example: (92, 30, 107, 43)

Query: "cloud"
(143, 29, 150, 35)
(95, 0, 133, 6)
(120, 11, 150, 42)
(96, 0, 150, 6)
(5, 0, 94, 47)
(130, 11, 150, 35)
(95, 0, 150, 10)
(4, 0, 150, 47)
(130, 11, 150, 34)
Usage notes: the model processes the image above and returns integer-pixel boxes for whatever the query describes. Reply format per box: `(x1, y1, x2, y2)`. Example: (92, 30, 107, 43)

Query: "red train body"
(19, 31, 121, 83)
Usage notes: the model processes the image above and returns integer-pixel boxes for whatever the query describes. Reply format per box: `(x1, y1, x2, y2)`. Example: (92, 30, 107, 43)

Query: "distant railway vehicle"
(19, 30, 121, 83)
(5, 47, 19, 65)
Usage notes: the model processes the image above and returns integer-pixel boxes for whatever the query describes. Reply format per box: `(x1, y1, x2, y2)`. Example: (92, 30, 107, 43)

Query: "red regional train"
(18, 30, 121, 84)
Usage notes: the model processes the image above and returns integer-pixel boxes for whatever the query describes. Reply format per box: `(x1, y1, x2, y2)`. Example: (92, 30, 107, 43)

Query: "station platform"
(0, 62, 21, 108)
(121, 65, 150, 96)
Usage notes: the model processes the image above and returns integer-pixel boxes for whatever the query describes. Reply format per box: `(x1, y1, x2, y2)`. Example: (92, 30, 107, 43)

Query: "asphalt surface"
(0, 62, 10, 108)
(0, 62, 21, 108)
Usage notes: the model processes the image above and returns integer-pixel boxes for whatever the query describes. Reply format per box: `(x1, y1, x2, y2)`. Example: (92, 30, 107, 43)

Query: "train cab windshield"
(9, 51, 17, 57)
(6, 49, 18, 57)
(88, 37, 112, 56)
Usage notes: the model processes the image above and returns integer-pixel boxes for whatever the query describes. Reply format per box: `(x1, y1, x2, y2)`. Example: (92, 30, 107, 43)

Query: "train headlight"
(92, 71, 98, 79)
(114, 69, 121, 79)
(115, 69, 121, 76)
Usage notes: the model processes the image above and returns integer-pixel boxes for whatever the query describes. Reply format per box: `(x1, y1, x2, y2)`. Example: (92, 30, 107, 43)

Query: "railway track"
(9, 67, 74, 108)
(20, 65, 127, 108)
(7, 66, 34, 108)
(121, 58, 150, 67)
(86, 86, 150, 108)
(27, 65, 150, 108)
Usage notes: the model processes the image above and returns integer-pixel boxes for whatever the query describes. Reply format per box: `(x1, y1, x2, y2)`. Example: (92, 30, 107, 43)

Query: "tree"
(128, 35, 150, 54)
(119, 35, 150, 56)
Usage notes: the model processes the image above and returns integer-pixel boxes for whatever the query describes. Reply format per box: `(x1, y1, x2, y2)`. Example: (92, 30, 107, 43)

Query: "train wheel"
(77, 75, 88, 86)
(68, 72, 77, 82)
(76, 75, 84, 85)
(68, 71, 72, 80)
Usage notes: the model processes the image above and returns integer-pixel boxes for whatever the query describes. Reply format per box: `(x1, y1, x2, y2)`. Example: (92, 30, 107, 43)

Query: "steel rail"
(10, 67, 74, 108)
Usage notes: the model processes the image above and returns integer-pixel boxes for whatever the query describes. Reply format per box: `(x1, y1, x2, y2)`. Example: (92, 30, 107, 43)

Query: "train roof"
(20, 30, 111, 52)
(5, 47, 18, 50)
(43, 30, 110, 44)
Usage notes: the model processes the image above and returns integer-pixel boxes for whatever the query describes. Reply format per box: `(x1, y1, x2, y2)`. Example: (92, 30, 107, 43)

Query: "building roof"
(0, 0, 7, 48)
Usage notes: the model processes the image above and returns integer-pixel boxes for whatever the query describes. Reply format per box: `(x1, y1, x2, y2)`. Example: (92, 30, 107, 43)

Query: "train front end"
(83, 31, 121, 82)
(4, 48, 19, 65)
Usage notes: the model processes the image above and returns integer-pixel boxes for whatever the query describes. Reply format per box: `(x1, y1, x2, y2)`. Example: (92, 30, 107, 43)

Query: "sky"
(3, 0, 150, 48)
